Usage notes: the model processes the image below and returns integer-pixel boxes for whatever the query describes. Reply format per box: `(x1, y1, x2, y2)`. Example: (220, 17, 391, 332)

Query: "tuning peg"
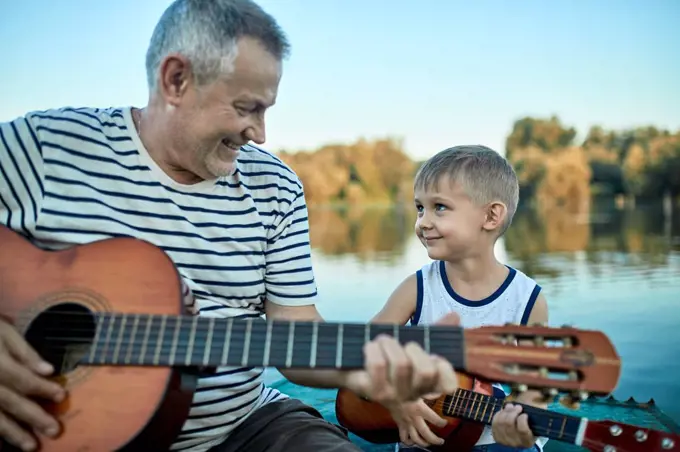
(576, 390, 589, 401)
(559, 390, 589, 410)
(560, 324, 574, 329)
(558, 394, 581, 410)
(501, 334, 516, 345)
(542, 387, 559, 398)
(505, 383, 529, 402)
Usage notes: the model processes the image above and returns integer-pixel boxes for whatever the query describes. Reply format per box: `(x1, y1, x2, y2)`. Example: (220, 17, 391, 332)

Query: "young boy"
(374, 145, 549, 452)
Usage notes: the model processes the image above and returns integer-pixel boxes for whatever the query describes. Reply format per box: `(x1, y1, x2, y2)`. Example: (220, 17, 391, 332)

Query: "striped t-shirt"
(0, 106, 319, 451)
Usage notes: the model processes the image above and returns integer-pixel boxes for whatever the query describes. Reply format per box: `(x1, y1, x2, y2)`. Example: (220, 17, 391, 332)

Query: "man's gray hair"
(415, 145, 520, 235)
(145, 0, 290, 92)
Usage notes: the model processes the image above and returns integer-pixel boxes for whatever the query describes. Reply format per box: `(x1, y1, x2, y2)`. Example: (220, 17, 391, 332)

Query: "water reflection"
(308, 200, 680, 272)
(308, 205, 416, 262)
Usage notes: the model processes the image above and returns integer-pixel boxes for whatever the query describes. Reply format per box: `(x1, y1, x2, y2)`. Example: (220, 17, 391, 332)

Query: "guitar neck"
(442, 388, 586, 446)
(74, 313, 466, 370)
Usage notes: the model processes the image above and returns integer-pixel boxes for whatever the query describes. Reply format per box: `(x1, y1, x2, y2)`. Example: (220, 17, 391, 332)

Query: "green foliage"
(276, 119, 680, 208)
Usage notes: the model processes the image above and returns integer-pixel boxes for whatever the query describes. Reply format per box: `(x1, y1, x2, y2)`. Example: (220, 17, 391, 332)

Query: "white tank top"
(397, 260, 547, 450)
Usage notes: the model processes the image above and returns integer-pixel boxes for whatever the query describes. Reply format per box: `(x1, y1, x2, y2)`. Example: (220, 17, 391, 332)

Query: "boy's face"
(413, 178, 489, 261)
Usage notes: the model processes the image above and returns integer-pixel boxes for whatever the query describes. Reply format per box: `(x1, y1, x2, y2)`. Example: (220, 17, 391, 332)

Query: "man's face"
(163, 37, 282, 182)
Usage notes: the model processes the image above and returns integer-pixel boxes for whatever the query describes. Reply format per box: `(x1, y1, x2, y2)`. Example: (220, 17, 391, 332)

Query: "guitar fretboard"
(442, 389, 583, 444)
(50, 313, 466, 370)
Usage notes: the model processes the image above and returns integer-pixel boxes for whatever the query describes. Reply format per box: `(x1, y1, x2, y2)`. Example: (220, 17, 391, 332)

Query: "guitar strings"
(426, 395, 596, 445)
(14, 312, 621, 449)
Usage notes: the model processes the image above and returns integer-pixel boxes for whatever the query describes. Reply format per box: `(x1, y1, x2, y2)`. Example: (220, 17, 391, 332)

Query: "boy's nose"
(416, 215, 433, 230)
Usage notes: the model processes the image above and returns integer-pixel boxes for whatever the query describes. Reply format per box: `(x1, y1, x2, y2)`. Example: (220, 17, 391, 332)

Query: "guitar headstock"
(583, 420, 679, 452)
(462, 324, 621, 402)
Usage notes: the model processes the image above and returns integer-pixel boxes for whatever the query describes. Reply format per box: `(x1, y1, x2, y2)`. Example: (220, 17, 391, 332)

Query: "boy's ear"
(482, 201, 507, 232)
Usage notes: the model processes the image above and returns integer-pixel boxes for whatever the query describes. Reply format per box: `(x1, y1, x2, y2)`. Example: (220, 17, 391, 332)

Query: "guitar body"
(0, 227, 197, 451)
(335, 373, 492, 452)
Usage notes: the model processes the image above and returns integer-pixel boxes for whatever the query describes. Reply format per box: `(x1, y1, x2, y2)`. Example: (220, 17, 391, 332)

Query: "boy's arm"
(370, 273, 419, 325)
(516, 291, 549, 408)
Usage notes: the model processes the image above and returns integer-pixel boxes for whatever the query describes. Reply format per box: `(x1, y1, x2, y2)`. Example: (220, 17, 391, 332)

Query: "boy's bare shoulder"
(371, 273, 420, 324)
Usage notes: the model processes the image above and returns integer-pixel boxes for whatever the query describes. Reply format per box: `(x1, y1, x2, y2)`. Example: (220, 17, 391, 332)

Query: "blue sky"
(1, 0, 678, 159)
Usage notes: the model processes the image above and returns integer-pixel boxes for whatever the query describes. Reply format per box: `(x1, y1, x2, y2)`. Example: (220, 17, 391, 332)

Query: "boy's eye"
(415, 205, 424, 212)
(435, 204, 446, 211)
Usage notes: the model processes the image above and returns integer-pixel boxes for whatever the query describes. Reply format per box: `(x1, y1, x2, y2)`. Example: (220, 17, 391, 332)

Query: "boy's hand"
(385, 396, 447, 448)
(491, 403, 535, 448)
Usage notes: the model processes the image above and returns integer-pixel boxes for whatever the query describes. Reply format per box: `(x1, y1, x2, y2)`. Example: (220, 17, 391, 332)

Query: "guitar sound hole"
(24, 303, 96, 375)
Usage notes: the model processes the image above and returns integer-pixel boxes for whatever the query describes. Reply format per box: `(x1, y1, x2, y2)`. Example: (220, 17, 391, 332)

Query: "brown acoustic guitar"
(0, 225, 621, 451)
(336, 378, 679, 452)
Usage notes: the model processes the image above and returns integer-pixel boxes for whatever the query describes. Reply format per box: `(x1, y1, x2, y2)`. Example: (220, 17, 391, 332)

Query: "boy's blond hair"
(414, 145, 519, 236)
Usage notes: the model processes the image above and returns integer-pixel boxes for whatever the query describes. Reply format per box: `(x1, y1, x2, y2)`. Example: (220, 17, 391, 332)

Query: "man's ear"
(157, 53, 194, 107)
(483, 201, 507, 232)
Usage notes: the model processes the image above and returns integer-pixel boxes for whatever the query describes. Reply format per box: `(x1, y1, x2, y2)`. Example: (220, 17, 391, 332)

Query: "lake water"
(281, 199, 680, 425)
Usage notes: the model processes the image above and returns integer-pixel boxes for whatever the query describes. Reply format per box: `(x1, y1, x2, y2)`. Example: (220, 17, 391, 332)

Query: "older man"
(0, 0, 459, 451)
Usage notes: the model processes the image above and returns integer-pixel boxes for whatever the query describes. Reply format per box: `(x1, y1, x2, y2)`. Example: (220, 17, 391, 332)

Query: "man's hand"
(385, 396, 447, 448)
(0, 319, 65, 451)
(341, 313, 460, 408)
(491, 403, 535, 449)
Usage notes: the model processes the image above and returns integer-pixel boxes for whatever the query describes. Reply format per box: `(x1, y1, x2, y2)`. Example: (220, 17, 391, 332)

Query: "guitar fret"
(473, 393, 482, 421)
(479, 395, 490, 423)
(241, 320, 253, 367)
(100, 314, 117, 364)
(309, 322, 319, 368)
(124, 314, 140, 365)
(112, 315, 127, 363)
(335, 324, 343, 368)
(153, 315, 167, 365)
(364, 323, 370, 344)
(87, 314, 104, 363)
(285, 322, 295, 367)
(452, 390, 462, 416)
(220, 319, 232, 366)
(138, 314, 153, 364)
(262, 321, 273, 367)
(185, 316, 198, 366)
(203, 317, 215, 367)
(392, 324, 399, 341)
(423, 325, 430, 353)
(169, 317, 182, 365)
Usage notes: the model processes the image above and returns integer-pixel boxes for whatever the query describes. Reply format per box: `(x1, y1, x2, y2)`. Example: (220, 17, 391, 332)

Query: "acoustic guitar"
(0, 225, 621, 451)
(335, 375, 678, 451)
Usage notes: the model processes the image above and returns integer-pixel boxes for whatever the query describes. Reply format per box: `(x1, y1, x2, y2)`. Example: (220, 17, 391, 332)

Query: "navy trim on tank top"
(411, 269, 424, 325)
(438, 260, 517, 307)
(520, 284, 542, 325)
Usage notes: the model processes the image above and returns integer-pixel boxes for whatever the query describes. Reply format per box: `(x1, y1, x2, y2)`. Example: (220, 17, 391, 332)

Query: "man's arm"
(261, 184, 350, 388)
(264, 301, 350, 388)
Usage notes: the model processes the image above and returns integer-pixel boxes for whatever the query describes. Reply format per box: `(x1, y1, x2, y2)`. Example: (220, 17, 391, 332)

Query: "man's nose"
(244, 118, 266, 144)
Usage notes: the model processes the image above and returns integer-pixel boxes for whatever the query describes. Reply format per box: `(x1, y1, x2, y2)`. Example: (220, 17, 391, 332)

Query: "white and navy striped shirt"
(0, 106, 319, 451)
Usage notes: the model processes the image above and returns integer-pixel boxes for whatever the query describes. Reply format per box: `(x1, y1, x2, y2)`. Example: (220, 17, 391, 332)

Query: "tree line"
(277, 117, 680, 209)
